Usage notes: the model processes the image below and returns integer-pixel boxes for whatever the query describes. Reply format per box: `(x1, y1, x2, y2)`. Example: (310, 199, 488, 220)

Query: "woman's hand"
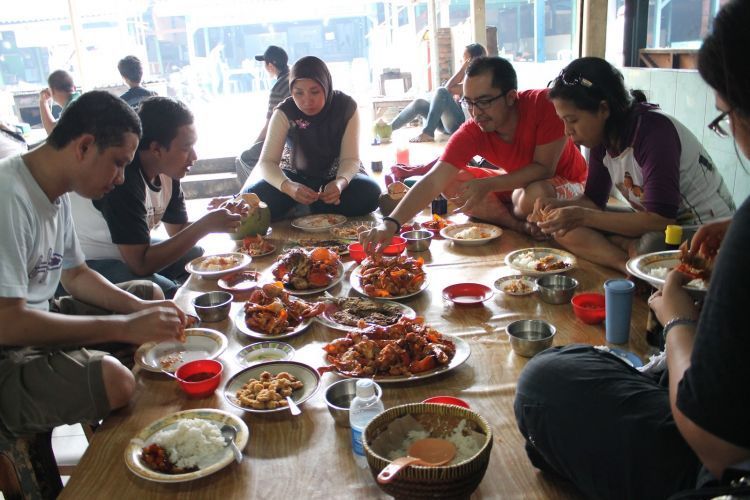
(320, 178, 348, 205)
(535, 205, 585, 236)
(281, 180, 319, 205)
(39, 88, 51, 104)
(648, 271, 699, 325)
(690, 219, 731, 260)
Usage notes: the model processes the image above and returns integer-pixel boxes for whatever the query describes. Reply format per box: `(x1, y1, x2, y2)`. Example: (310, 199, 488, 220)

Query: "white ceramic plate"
(266, 261, 345, 296)
(135, 328, 228, 373)
(185, 252, 252, 279)
(626, 250, 708, 295)
(349, 264, 429, 301)
(317, 298, 417, 330)
(325, 334, 470, 384)
(440, 222, 502, 246)
(505, 248, 577, 277)
(235, 342, 295, 367)
(493, 275, 538, 296)
(291, 214, 347, 233)
(328, 221, 378, 240)
(284, 238, 350, 256)
(232, 307, 313, 341)
(237, 240, 276, 258)
(224, 361, 321, 414)
(124, 409, 249, 483)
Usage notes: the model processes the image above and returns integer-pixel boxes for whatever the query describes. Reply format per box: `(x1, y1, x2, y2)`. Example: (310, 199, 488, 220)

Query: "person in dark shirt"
(514, 1, 750, 497)
(236, 45, 292, 185)
(71, 97, 245, 298)
(118, 55, 157, 109)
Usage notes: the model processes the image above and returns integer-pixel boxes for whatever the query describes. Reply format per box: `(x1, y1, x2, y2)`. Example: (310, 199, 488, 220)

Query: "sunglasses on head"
(548, 69, 594, 89)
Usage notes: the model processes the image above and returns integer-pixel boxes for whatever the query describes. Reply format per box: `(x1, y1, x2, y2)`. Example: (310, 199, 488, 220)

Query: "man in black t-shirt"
(118, 55, 157, 109)
(71, 97, 245, 298)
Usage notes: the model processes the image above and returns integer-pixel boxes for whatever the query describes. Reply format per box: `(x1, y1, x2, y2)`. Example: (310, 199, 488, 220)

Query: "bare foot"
(409, 133, 434, 143)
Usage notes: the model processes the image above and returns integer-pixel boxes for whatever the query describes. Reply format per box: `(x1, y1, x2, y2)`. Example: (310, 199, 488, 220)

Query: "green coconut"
(232, 193, 271, 240)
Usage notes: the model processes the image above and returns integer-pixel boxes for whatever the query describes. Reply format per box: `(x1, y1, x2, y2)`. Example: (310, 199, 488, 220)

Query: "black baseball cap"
(255, 46, 288, 68)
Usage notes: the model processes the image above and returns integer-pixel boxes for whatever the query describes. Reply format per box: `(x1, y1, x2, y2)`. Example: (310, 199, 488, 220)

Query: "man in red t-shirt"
(362, 57, 587, 248)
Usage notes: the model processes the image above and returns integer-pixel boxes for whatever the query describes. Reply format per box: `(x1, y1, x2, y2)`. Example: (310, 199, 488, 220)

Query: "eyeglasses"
(708, 111, 731, 138)
(460, 91, 508, 111)
(548, 70, 594, 89)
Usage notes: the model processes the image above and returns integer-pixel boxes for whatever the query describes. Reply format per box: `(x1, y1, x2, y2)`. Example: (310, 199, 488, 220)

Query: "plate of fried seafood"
(440, 222, 502, 246)
(224, 361, 321, 414)
(318, 296, 417, 330)
(186, 252, 251, 278)
(270, 247, 344, 295)
(135, 327, 227, 373)
(125, 409, 249, 483)
(493, 275, 538, 296)
(505, 248, 577, 277)
(284, 238, 350, 256)
(291, 213, 347, 233)
(626, 250, 710, 295)
(238, 235, 276, 258)
(419, 214, 453, 234)
(328, 220, 378, 240)
(233, 283, 324, 340)
(350, 254, 428, 300)
(218, 270, 261, 292)
(319, 316, 470, 383)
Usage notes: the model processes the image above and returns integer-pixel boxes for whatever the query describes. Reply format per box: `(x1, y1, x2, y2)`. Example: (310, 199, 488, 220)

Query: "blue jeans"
(245, 171, 381, 221)
(85, 245, 204, 299)
(390, 87, 465, 137)
(514, 345, 701, 500)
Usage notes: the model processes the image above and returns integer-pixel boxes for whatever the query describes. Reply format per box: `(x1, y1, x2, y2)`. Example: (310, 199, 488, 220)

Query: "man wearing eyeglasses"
(361, 56, 587, 248)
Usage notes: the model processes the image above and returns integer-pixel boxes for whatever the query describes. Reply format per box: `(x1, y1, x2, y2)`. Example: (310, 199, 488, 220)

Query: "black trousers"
(514, 344, 702, 500)
(246, 171, 381, 221)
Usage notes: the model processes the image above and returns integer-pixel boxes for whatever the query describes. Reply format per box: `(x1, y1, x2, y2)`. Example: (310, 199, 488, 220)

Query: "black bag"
(669, 464, 750, 500)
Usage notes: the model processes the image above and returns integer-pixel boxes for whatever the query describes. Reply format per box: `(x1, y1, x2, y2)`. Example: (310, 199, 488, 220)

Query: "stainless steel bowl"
(506, 319, 556, 357)
(401, 230, 433, 252)
(324, 378, 383, 427)
(191, 291, 233, 323)
(536, 275, 579, 304)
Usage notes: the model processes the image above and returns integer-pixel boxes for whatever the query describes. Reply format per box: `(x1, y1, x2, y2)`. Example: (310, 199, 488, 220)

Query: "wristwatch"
(662, 317, 697, 342)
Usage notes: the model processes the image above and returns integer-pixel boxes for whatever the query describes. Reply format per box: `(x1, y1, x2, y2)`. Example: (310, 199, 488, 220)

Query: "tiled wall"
(620, 67, 749, 208)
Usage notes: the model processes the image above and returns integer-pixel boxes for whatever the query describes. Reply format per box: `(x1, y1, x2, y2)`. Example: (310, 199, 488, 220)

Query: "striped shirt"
(267, 68, 290, 119)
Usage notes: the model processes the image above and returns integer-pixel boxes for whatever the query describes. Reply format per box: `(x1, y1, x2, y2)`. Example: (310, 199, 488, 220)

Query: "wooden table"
(61, 218, 651, 499)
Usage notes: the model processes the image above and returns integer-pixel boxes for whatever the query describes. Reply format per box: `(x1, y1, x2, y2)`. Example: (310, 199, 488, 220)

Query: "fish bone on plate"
(291, 214, 347, 233)
(135, 328, 228, 373)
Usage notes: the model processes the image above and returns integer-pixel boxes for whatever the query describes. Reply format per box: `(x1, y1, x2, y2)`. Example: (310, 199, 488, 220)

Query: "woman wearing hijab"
(242, 56, 381, 220)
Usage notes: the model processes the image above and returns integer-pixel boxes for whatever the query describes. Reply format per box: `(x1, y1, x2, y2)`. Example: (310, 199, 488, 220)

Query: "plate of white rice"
(440, 223, 502, 246)
(505, 248, 577, 277)
(125, 409, 249, 483)
(626, 251, 708, 295)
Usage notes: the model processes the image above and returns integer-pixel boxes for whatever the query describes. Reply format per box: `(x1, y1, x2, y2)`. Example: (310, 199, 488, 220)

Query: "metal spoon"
(286, 396, 301, 416)
(220, 424, 243, 463)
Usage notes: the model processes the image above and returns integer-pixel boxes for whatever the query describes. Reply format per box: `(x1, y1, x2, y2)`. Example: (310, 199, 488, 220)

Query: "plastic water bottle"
(349, 379, 384, 468)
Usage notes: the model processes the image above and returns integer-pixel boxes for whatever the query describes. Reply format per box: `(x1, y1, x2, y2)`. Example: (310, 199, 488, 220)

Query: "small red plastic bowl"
(571, 293, 606, 325)
(348, 236, 406, 263)
(175, 359, 223, 398)
(423, 396, 470, 409)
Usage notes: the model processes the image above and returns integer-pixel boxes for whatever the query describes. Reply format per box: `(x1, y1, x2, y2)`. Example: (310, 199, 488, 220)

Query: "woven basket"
(363, 403, 493, 499)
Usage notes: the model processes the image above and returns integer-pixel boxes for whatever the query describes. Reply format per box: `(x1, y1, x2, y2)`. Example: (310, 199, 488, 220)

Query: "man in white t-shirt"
(0, 91, 187, 439)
